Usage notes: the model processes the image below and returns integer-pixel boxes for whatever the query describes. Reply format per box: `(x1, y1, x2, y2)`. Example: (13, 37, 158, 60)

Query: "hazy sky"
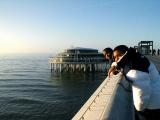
(0, 0, 160, 54)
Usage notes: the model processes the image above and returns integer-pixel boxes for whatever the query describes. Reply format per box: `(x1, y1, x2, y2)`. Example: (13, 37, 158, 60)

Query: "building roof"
(66, 47, 98, 51)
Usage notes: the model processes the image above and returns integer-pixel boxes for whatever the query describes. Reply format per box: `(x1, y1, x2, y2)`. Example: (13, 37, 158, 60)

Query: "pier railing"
(49, 57, 105, 63)
(72, 73, 134, 120)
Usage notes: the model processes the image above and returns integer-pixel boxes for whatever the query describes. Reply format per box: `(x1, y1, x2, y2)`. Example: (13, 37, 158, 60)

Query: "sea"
(0, 54, 107, 120)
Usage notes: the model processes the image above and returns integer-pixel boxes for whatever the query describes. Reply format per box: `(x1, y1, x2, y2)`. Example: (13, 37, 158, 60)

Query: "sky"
(0, 0, 160, 54)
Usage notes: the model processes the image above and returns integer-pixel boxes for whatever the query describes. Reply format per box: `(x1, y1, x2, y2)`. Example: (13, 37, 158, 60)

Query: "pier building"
(49, 47, 107, 73)
(138, 41, 153, 55)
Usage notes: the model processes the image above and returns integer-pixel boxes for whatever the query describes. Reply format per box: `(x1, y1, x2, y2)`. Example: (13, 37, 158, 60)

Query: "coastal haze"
(0, 0, 160, 54)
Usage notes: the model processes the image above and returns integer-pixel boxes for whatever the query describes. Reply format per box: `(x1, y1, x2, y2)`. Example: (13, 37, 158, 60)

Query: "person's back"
(147, 62, 160, 109)
(117, 48, 160, 108)
(109, 45, 160, 120)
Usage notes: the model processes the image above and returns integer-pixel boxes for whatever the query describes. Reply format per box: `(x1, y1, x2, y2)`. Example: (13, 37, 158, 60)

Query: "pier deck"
(148, 55, 160, 71)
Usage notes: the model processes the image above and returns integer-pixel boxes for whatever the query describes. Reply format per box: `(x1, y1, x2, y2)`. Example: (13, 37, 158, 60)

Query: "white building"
(49, 47, 107, 72)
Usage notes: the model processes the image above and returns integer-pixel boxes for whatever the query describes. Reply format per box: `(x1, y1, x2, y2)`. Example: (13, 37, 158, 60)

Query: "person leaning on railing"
(108, 45, 160, 120)
(103, 47, 113, 72)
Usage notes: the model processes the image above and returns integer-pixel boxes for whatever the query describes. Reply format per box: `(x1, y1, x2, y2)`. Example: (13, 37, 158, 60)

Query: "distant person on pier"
(152, 49, 156, 55)
(157, 49, 160, 55)
(103, 47, 113, 72)
(108, 45, 160, 120)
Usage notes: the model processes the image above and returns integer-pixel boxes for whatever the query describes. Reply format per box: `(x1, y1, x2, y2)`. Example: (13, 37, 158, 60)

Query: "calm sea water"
(0, 54, 106, 120)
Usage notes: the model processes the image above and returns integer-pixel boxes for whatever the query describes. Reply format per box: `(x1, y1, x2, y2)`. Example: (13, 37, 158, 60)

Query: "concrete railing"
(72, 73, 134, 120)
(102, 76, 134, 120)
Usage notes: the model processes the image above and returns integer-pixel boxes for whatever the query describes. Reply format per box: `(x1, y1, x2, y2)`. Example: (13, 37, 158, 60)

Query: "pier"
(49, 47, 107, 73)
(148, 55, 160, 71)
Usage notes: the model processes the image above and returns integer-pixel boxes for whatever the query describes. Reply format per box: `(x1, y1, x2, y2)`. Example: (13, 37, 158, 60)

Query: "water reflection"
(49, 72, 107, 119)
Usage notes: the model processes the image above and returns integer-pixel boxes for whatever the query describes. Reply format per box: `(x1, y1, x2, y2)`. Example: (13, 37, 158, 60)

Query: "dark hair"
(117, 47, 150, 73)
(103, 47, 113, 59)
(114, 45, 128, 55)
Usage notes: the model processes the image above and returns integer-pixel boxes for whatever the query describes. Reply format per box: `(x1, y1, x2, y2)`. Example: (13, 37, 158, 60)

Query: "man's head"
(103, 48, 113, 60)
(113, 45, 128, 62)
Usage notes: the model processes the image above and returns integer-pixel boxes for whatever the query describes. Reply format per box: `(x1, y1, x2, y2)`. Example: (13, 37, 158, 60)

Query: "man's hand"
(108, 66, 117, 78)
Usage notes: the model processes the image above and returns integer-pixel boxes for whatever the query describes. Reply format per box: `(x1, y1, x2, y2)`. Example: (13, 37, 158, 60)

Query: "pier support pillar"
(84, 64, 86, 72)
(94, 64, 97, 71)
(60, 64, 62, 73)
(90, 64, 92, 72)
(54, 64, 57, 72)
(51, 63, 52, 72)
(66, 64, 69, 71)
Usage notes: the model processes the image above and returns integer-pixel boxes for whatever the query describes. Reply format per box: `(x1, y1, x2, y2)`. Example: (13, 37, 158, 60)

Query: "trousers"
(135, 108, 160, 120)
